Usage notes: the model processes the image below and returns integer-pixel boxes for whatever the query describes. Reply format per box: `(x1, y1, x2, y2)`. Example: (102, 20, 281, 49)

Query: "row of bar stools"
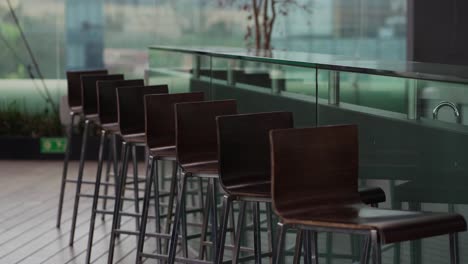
(137, 99, 238, 264)
(137, 92, 205, 263)
(215, 112, 387, 264)
(135, 98, 387, 264)
(68, 75, 147, 247)
(57, 69, 107, 229)
(270, 125, 467, 264)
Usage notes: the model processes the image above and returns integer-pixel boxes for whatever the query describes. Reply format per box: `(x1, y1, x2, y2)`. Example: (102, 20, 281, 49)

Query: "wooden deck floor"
(0, 160, 149, 264)
(0, 160, 466, 264)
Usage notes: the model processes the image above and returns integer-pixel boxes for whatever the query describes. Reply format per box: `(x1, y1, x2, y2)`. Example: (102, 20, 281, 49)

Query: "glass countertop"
(149, 45, 468, 84)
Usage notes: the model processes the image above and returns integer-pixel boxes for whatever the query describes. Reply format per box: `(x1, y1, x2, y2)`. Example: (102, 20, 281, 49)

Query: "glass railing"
(148, 45, 468, 264)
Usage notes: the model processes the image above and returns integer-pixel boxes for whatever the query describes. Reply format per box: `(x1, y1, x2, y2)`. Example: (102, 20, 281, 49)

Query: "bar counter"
(147, 45, 468, 264)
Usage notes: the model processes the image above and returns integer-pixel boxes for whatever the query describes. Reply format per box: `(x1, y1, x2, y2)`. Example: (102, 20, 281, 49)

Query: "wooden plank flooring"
(0, 160, 150, 264)
(0, 160, 467, 264)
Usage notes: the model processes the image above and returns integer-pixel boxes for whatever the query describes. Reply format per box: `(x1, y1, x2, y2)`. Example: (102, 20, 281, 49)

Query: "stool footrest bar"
(141, 253, 212, 264)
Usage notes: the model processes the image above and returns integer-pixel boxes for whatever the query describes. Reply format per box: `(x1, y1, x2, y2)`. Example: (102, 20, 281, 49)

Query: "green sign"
(40, 137, 67, 154)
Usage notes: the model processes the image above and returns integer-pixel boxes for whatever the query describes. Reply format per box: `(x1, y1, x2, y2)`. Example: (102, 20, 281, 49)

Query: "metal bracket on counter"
(328, 71, 340, 105)
(407, 79, 419, 120)
(192, 55, 201, 79)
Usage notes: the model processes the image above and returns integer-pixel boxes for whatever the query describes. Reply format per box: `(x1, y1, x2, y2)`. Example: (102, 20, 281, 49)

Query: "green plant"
(0, 100, 62, 137)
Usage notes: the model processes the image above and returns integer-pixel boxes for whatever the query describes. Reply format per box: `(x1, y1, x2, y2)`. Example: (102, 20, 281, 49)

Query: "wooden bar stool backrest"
(270, 125, 362, 218)
(175, 100, 237, 166)
(217, 111, 293, 189)
(97, 79, 144, 124)
(116, 85, 168, 136)
(81, 74, 123, 116)
(66, 69, 107, 108)
(144, 92, 204, 150)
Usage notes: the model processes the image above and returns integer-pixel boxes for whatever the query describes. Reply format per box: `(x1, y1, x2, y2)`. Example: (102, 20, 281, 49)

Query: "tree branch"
(266, 0, 277, 49)
(252, 0, 261, 49)
(263, 0, 269, 49)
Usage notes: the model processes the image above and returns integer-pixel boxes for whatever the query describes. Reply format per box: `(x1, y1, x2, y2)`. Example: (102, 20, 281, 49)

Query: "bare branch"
(252, 0, 261, 49)
(263, 0, 269, 49)
(268, 0, 277, 44)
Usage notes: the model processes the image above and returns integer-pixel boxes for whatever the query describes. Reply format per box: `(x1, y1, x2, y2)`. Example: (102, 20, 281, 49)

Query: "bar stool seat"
(121, 133, 146, 143)
(70, 106, 83, 113)
(183, 160, 219, 175)
(101, 122, 120, 134)
(227, 180, 271, 197)
(280, 205, 466, 244)
(149, 146, 176, 159)
(85, 114, 100, 125)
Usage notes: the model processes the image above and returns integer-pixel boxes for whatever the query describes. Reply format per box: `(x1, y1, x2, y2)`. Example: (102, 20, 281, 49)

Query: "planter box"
(0, 135, 101, 160)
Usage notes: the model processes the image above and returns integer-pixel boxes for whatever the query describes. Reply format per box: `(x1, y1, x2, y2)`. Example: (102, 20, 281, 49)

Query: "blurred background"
(0, 0, 407, 138)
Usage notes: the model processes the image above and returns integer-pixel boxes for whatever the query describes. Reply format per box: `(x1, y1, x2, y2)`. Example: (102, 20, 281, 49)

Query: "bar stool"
(57, 69, 107, 228)
(106, 84, 169, 264)
(215, 112, 387, 264)
(166, 100, 237, 264)
(84, 79, 145, 263)
(68, 73, 124, 245)
(136, 92, 205, 264)
(270, 125, 467, 264)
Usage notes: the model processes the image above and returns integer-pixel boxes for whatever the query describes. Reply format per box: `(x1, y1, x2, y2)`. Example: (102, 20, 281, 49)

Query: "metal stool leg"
(215, 194, 233, 264)
(409, 202, 422, 264)
(273, 222, 287, 264)
(164, 162, 178, 255)
(136, 155, 156, 264)
(180, 188, 189, 258)
(167, 172, 188, 264)
(198, 179, 213, 260)
(293, 230, 303, 264)
(57, 111, 77, 228)
(450, 233, 460, 264)
(360, 235, 370, 264)
(229, 201, 236, 246)
(370, 230, 381, 264)
(189, 178, 196, 210)
(117, 143, 132, 231)
(232, 201, 247, 264)
(253, 202, 262, 264)
(266, 203, 275, 260)
(85, 129, 108, 264)
(310, 231, 318, 264)
(69, 119, 90, 246)
(107, 141, 130, 264)
(304, 231, 312, 264)
(325, 232, 332, 264)
(131, 144, 141, 230)
(153, 159, 163, 258)
(101, 133, 113, 220)
(111, 134, 120, 198)
(209, 178, 219, 261)
(198, 178, 205, 217)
